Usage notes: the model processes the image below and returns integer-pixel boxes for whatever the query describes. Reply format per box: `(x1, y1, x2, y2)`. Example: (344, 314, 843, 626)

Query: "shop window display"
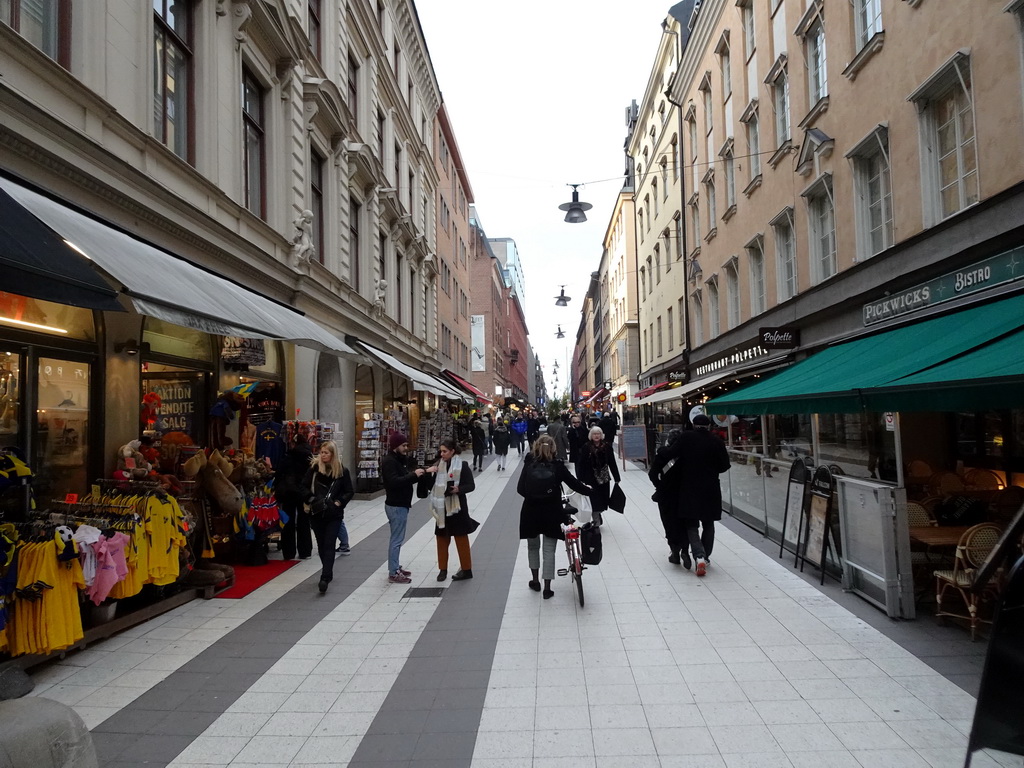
(34, 356, 90, 502)
(0, 292, 95, 341)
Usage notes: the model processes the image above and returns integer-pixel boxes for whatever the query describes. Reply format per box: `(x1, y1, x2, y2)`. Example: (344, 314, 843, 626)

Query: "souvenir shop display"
(415, 408, 456, 465)
(0, 475, 198, 658)
(355, 411, 408, 491)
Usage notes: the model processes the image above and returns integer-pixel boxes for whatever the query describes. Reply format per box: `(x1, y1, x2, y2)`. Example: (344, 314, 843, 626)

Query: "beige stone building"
(0, 0, 471, 484)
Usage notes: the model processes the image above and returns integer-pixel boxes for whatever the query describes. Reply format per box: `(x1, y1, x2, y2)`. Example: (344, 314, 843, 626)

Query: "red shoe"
(398, 567, 412, 576)
(695, 559, 707, 577)
(388, 572, 412, 584)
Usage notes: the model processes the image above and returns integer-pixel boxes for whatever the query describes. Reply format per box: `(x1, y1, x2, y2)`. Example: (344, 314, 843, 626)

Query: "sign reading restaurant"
(863, 246, 1024, 325)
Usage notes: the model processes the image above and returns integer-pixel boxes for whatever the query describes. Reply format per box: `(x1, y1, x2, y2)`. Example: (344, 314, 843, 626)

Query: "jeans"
(309, 514, 343, 582)
(336, 519, 349, 550)
(684, 521, 715, 560)
(527, 535, 558, 580)
(385, 504, 409, 575)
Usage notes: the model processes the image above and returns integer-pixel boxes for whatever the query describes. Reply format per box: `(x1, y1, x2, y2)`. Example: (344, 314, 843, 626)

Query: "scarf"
(430, 455, 463, 529)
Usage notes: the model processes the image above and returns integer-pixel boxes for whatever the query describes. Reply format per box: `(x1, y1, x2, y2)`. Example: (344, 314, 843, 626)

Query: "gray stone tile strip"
(347, 468, 525, 768)
(88, 494, 439, 766)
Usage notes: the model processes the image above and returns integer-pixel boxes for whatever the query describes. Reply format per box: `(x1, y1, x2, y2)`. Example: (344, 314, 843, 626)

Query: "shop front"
(702, 288, 1024, 622)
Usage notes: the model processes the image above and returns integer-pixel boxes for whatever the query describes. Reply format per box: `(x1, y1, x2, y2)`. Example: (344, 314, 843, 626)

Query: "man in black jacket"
(381, 432, 429, 584)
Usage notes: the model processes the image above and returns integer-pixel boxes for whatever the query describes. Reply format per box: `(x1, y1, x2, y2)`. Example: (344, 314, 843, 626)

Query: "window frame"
(241, 66, 267, 219)
(772, 208, 797, 301)
(153, 0, 194, 163)
(4, 0, 71, 66)
(707, 277, 721, 338)
(803, 175, 837, 284)
(310, 147, 326, 264)
(746, 235, 767, 316)
(846, 126, 893, 260)
(853, 0, 883, 51)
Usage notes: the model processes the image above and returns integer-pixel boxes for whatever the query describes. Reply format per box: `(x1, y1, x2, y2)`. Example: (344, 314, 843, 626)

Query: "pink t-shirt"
(88, 532, 129, 605)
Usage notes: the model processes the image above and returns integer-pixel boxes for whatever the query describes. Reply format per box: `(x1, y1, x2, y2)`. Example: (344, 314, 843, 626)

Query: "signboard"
(759, 327, 800, 349)
(862, 245, 1024, 325)
(471, 315, 486, 372)
(618, 424, 648, 463)
(796, 465, 835, 584)
(667, 370, 687, 381)
(779, 459, 810, 558)
(147, 377, 199, 438)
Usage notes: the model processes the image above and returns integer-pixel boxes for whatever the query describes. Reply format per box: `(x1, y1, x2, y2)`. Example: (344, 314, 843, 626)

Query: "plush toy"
(115, 440, 152, 480)
(208, 392, 244, 450)
(140, 392, 161, 430)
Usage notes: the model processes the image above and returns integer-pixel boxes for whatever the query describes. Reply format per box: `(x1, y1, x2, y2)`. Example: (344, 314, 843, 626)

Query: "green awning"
(704, 293, 1024, 414)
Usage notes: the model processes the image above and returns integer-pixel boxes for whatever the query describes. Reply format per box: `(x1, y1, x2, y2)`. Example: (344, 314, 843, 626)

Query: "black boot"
(437, 569, 447, 581)
(451, 569, 473, 581)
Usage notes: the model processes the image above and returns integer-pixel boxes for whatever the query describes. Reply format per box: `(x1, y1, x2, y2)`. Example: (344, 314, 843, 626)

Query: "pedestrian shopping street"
(26, 453, 1009, 768)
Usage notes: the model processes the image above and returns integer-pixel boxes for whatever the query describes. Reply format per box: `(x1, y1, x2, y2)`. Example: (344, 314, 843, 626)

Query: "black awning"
(0, 184, 123, 312)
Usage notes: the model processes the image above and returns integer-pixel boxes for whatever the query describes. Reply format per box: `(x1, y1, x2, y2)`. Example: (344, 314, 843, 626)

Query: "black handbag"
(608, 483, 627, 514)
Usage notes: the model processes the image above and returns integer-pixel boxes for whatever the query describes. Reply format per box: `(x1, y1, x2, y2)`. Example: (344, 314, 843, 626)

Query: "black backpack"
(522, 460, 560, 500)
(580, 522, 603, 565)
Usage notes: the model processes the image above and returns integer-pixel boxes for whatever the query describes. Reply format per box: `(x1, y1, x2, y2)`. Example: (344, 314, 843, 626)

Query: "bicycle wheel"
(572, 542, 585, 607)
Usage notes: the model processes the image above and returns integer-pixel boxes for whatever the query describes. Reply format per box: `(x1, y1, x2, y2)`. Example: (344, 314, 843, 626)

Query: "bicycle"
(557, 518, 585, 607)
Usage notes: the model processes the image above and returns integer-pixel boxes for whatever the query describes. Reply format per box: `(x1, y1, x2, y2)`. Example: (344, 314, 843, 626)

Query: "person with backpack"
(517, 435, 591, 600)
(492, 419, 511, 471)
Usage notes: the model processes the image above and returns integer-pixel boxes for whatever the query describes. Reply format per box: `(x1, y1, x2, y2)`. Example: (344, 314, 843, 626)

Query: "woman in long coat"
(470, 418, 487, 471)
(517, 435, 591, 599)
(575, 426, 621, 526)
(428, 439, 479, 581)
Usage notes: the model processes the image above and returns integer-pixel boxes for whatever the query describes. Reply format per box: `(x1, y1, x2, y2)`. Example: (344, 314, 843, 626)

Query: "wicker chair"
(931, 471, 965, 495)
(933, 523, 1004, 640)
(963, 468, 1002, 490)
(907, 501, 935, 527)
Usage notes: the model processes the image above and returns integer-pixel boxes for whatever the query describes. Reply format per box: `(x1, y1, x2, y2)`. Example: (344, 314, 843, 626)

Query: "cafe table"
(909, 526, 972, 548)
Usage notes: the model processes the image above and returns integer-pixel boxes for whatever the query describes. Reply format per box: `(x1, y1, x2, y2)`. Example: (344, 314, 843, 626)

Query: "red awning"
(635, 381, 671, 399)
(442, 370, 493, 404)
(583, 387, 609, 405)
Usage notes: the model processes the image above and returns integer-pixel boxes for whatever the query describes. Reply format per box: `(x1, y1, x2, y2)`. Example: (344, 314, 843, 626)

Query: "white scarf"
(430, 455, 462, 529)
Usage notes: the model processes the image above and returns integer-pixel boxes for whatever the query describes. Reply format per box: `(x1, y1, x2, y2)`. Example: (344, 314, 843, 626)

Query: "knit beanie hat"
(389, 432, 409, 450)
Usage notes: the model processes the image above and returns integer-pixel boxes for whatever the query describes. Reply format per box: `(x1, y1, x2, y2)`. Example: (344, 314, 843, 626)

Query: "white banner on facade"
(471, 315, 486, 372)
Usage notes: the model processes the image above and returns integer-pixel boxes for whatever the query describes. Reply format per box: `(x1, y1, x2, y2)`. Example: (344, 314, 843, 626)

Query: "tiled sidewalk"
(22, 450, 1018, 768)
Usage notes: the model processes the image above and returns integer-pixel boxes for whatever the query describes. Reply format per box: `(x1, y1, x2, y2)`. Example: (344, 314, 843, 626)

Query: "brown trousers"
(436, 534, 472, 570)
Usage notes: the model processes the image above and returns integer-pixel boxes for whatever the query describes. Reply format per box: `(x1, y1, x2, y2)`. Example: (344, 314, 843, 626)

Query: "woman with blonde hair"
(301, 440, 353, 594)
(517, 435, 591, 599)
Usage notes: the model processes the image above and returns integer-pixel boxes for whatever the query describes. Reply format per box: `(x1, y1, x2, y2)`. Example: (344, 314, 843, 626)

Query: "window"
(656, 316, 663, 357)
(395, 252, 403, 323)
(687, 116, 700, 191)
(348, 54, 360, 122)
(645, 196, 651, 231)
(848, 127, 893, 259)
(667, 306, 674, 350)
(689, 200, 701, 245)
(378, 233, 387, 299)
(663, 230, 673, 271)
(308, 0, 321, 60)
(678, 298, 685, 347)
(652, 179, 659, 216)
(376, 109, 386, 161)
(675, 216, 684, 261)
(649, 323, 654, 360)
(919, 63, 978, 221)
(704, 178, 717, 231)
(719, 40, 732, 101)
(722, 149, 736, 211)
(741, 0, 756, 62)
(2, 0, 69, 65)
(771, 68, 790, 145)
(640, 267, 647, 298)
(746, 236, 766, 315)
(672, 135, 680, 180)
(154, 0, 192, 161)
(394, 141, 402, 196)
(242, 68, 266, 218)
(349, 198, 361, 290)
(854, 0, 882, 50)
(702, 83, 714, 160)
(804, 177, 836, 283)
(310, 148, 325, 264)
(660, 158, 669, 197)
(707, 279, 720, 338)
(643, 329, 648, 364)
(805, 17, 828, 104)
(654, 246, 661, 284)
(773, 209, 797, 300)
(744, 108, 761, 180)
(692, 291, 704, 346)
(638, 209, 644, 241)
(725, 262, 740, 329)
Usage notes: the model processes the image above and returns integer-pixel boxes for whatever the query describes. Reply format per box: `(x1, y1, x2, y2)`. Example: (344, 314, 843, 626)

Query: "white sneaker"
(695, 559, 707, 577)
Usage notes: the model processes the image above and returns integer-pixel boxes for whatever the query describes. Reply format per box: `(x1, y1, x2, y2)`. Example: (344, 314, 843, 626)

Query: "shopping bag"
(608, 483, 627, 514)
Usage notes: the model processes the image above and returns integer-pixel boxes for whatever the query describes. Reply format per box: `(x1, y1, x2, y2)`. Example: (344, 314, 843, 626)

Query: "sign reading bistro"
(862, 246, 1024, 325)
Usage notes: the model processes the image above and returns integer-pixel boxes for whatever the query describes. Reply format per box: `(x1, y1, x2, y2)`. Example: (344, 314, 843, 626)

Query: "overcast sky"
(415, 0, 676, 399)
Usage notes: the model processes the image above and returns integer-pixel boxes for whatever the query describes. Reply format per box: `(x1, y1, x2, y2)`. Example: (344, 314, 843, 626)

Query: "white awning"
(351, 339, 471, 402)
(0, 177, 355, 356)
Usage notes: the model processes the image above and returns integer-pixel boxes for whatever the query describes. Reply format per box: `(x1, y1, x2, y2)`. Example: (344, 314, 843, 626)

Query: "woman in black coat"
(517, 435, 591, 599)
(470, 418, 487, 471)
(566, 414, 588, 465)
(575, 426, 621, 526)
(277, 435, 313, 560)
(649, 430, 689, 567)
(301, 440, 354, 593)
(424, 439, 479, 582)
(491, 420, 511, 471)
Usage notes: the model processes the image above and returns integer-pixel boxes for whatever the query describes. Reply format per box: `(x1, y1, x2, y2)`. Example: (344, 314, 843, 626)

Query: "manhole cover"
(402, 587, 445, 598)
